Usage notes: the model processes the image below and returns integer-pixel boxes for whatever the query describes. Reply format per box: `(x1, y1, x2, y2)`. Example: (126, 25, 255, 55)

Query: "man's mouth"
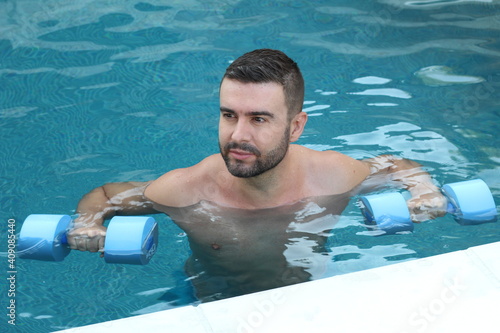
(229, 149, 255, 160)
(224, 142, 261, 159)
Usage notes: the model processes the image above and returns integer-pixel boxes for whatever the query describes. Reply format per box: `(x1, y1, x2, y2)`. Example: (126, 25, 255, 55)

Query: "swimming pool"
(1, 0, 499, 331)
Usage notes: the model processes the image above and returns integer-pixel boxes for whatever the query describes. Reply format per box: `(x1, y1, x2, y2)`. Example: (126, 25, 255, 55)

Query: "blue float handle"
(360, 179, 497, 235)
(446, 202, 455, 215)
(60, 233, 69, 246)
(18, 214, 72, 261)
(360, 192, 414, 235)
(442, 179, 497, 225)
(18, 214, 158, 264)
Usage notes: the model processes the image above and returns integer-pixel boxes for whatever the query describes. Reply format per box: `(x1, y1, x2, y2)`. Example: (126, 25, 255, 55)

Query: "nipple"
(211, 242, 221, 250)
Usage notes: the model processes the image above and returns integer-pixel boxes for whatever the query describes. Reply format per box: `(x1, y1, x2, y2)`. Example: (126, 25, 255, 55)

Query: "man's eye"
(223, 113, 235, 119)
(253, 117, 266, 123)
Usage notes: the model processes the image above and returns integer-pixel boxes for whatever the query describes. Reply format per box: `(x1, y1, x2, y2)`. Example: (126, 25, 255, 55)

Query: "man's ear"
(289, 112, 308, 142)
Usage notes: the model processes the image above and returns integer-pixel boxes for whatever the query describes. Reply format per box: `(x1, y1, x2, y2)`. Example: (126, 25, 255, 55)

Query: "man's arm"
(360, 155, 448, 222)
(68, 181, 159, 252)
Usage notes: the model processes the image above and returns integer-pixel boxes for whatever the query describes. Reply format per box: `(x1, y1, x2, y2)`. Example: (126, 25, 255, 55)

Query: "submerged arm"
(68, 181, 159, 252)
(361, 155, 447, 222)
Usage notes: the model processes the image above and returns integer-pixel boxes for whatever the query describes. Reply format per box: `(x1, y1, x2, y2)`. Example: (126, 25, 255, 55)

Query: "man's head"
(222, 49, 304, 120)
(218, 49, 307, 179)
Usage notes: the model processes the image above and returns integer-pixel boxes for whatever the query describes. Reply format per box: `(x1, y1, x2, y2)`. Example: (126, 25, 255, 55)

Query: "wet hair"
(222, 49, 304, 119)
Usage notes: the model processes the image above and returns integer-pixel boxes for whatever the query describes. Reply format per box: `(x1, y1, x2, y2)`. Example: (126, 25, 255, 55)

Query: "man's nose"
(230, 119, 252, 142)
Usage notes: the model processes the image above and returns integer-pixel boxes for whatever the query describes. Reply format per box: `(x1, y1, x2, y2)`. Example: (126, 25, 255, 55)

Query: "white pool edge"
(56, 241, 500, 333)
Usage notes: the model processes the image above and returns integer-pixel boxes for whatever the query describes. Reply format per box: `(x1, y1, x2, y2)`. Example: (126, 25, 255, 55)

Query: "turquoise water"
(1, 0, 499, 331)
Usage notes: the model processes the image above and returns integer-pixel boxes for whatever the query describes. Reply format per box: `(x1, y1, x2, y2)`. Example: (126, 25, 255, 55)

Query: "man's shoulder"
(145, 154, 225, 207)
(292, 145, 359, 165)
(291, 145, 371, 193)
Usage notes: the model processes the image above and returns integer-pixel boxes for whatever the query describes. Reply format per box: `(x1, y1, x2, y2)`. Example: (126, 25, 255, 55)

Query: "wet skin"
(157, 193, 350, 301)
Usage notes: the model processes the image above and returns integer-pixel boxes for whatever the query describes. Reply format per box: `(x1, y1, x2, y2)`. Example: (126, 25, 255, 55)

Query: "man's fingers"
(67, 226, 107, 252)
(68, 233, 105, 252)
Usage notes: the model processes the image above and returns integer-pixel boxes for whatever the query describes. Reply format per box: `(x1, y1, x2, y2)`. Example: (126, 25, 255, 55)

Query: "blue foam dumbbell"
(360, 179, 497, 235)
(17, 214, 158, 265)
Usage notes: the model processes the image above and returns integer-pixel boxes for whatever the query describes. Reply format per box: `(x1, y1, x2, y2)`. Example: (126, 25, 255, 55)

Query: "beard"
(220, 127, 290, 178)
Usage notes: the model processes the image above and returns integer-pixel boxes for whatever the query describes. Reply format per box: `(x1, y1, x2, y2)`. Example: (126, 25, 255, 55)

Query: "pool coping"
(56, 241, 500, 332)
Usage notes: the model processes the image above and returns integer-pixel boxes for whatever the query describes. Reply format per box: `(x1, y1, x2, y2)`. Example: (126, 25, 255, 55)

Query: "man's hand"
(67, 221, 106, 253)
(70, 181, 158, 253)
(362, 155, 449, 222)
(407, 190, 448, 222)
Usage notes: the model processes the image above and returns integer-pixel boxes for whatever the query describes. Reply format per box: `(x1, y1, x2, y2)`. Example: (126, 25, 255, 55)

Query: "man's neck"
(230, 150, 304, 209)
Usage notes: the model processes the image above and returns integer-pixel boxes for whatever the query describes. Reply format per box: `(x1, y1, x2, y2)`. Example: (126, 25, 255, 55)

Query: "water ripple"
(348, 88, 412, 99)
(0, 106, 38, 118)
(283, 31, 500, 58)
(110, 37, 217, 62)
(381, 0, 494, 8)
(414, 65, 485, 86)
(333, 122, 470, 169)
(353, 76, 392, 85)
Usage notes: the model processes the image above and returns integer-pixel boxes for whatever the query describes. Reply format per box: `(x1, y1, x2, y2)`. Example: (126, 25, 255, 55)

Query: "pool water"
(1, 0, 499, 331)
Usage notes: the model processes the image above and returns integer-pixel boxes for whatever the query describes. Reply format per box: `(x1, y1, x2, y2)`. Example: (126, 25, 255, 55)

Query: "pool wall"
(57, 241, 500, 333)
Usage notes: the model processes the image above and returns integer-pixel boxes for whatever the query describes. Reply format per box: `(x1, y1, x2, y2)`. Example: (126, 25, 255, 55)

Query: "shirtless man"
(68, 49, 447, 301)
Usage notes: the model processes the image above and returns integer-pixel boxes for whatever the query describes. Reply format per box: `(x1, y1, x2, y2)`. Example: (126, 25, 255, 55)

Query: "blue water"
(1, 0, 499, 331)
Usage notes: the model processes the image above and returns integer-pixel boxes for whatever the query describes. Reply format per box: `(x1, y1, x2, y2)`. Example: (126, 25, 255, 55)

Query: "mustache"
(224, 142, 261, 157)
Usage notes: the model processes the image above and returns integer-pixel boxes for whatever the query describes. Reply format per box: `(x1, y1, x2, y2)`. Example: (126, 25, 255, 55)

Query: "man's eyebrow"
(220, 107, 275, 118)
(220, 106, 234, 113)
(248, 111, 275, 118)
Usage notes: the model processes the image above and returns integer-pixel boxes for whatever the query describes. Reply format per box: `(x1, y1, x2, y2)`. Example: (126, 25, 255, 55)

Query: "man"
(69, 49, 446, 301)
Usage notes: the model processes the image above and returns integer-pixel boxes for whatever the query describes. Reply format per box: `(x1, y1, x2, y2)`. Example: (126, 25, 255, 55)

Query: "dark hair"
(222, 49, 304, 119)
